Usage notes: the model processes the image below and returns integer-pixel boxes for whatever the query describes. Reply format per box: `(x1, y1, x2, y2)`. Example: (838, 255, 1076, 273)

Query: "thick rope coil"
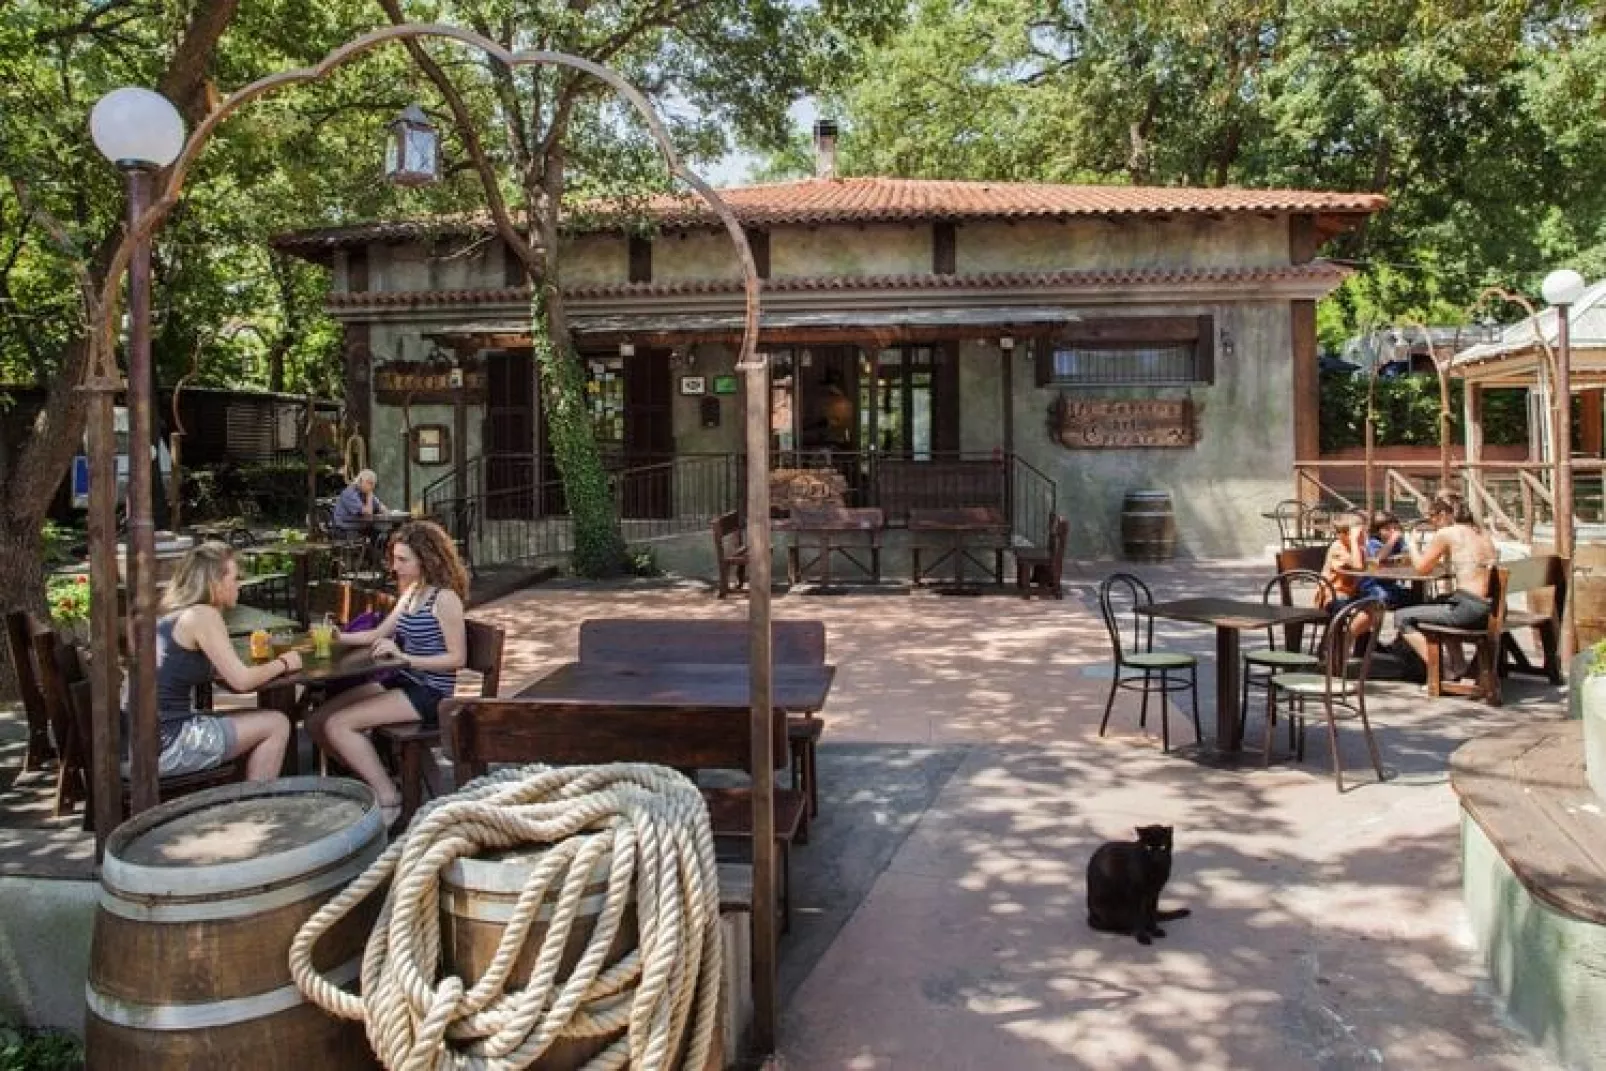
(290, 763, 723, 1071)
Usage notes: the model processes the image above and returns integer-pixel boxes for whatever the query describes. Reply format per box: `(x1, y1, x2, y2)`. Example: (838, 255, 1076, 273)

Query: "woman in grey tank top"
(150, 543, 296, 780)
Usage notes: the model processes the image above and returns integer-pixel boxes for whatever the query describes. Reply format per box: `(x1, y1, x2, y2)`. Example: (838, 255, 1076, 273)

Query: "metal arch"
(91, 21, 763, 386)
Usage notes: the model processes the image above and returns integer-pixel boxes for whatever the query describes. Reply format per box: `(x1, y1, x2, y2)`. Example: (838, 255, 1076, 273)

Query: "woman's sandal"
(379, 800, 404, 831)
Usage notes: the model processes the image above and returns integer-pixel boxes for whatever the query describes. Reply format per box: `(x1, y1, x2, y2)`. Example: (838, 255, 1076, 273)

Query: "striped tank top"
(395, 587, 456, 695)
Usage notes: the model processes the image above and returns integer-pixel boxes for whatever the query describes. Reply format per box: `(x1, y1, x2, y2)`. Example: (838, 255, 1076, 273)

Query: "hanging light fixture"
(384, 104, 440, 187)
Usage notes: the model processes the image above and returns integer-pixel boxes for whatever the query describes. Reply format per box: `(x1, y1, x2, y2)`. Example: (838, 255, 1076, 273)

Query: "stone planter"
(1585, 669, 1606, 801)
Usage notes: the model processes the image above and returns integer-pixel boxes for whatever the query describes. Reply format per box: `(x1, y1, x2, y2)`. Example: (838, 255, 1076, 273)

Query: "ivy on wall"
(1319, 373, 1528, 454)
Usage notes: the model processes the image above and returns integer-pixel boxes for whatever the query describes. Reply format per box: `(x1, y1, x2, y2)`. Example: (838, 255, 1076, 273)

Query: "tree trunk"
(0, 519, 48, 699)
(529, 289, 627, 577)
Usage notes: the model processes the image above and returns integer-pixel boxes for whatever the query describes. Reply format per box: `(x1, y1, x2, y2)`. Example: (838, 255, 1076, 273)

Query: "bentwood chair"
(1241, 570, 1333, 744)
(1097, 573, 1201, 752)
(1271, 500, 1307, 549)
(1266, 597, 1388, 791)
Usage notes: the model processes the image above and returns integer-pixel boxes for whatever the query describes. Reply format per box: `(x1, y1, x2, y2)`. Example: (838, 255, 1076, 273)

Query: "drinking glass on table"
(309, 615, 336, 659)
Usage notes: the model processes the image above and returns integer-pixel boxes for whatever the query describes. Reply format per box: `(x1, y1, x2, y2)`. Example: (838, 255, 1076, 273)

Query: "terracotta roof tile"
(276, 177, 1387, 252)
(323, 262, 1349, 308)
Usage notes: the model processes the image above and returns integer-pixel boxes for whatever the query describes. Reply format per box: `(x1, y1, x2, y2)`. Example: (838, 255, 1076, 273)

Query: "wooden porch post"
(1464, 382, 1484, 520)
(1291, 301, 1319, 502)
(1002, 339, 1015, 457)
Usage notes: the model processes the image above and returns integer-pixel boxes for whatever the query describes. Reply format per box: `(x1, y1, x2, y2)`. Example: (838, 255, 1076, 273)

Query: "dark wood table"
(776, 507, 884, 585)
(516, 661, 836, 713)
(1336, 561, 1453, 597)
(224, 638, 407, 774)
(908, 507, 1010, 589)
(237, 542, 339, 624)
(1136, 597, 1328, 759)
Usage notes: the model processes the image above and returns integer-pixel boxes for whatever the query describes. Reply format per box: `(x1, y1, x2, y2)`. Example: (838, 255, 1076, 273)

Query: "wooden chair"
(4, 610, 56, 773)
(1096, 573, 1201, 752)
(1497, 555, 1567, 686)
(1014, 513, 1069, 599)
(1417, 566, 1535, 706)
(446, 697, 806, 931)
(1267, 597, 1388, 791)
(1274, 545, 1326, 576)
(576, 618, 828, 827)
(711, 511, 747, 598)
(36, 633, 240, 831)
(374, 619, 505, 825)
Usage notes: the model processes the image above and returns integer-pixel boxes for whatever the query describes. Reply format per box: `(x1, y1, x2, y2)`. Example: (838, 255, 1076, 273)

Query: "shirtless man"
(1393, 494, 1498, 679)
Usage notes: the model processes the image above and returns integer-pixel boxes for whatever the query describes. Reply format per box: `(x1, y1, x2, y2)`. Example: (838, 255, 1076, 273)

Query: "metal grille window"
(1035, 316, 1216, 388)
(1050, 343, 1201, 386)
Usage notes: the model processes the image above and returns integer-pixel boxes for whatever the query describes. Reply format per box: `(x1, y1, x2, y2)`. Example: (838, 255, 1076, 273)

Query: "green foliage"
(44, 574, 90, 629)
(815, 0, 1606, 336)
(1318, 372, 1527, 452)
(1589, 639, 1606, 677)
(39, 521, 79, 567)
(0, 1024, 81, 1071)
(627, 545, 663, 578)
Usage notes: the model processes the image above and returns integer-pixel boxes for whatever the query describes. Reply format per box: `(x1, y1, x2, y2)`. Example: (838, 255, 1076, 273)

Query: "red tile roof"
(276, 176, 1387, 253)
(322, 262, 1351, 309)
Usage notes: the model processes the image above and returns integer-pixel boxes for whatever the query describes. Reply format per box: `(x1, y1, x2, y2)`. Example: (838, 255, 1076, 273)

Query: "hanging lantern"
(384, 104, 440, 187)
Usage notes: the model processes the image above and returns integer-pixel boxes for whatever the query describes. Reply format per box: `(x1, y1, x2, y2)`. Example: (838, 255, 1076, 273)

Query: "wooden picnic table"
(776, 506, 884, 585)
(516, 661, 836, 713)
(908, 507, 1010, 589)
(1136, 597, 1328, 760)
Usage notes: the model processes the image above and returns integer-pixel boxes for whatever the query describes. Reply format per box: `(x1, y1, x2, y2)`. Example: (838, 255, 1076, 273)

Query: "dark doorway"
(483, 349, 536, 519)
(621, 346, 674, 519)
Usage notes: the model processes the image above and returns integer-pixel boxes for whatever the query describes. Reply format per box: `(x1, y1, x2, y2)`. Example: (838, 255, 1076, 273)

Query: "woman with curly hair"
(307, 520, 467, 824)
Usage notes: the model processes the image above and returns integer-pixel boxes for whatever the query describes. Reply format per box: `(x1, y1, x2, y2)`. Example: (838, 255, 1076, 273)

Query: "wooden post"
(168, 430, 183, 532)
(82, 378, 124, 858)
(1464, 382, 1483, 515)
(305, 393, 318, 537)
(123, 165, 159, 816)
(741, 348, 776, 1054)
(1555, 309, 1576, 662)
(1001, 340, 1015, 457)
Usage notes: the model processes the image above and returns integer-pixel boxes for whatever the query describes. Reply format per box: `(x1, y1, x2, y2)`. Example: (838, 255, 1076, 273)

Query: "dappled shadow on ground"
(478, 561, 1564, 1069)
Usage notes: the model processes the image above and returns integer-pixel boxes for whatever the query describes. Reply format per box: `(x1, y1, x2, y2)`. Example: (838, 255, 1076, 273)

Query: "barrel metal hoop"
(85, 956, 360, 1031)
(98, 838, 384, 923)
(441, 885, 609, 924)
(102, 778, 382, 900)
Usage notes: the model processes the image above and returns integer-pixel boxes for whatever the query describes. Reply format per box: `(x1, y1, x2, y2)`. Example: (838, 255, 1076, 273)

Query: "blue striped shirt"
(395, 587, 456, 695)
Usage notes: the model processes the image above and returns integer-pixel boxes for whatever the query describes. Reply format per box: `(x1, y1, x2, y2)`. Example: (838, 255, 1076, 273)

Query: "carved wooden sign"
(770, 468, 848, 512)
(1049, 396, 1197, 449)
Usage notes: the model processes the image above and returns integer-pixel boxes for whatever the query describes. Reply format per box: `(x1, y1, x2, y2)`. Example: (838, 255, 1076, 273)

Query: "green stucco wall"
(1461, 811, 1606, 1071)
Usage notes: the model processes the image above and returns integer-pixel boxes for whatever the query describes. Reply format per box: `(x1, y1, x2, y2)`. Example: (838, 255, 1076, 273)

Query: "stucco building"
(275, 169, 1385, 562)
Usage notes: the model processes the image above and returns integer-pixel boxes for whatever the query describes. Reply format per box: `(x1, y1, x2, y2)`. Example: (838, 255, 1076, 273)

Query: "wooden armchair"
(4, 610, 56, 774)
(1014, 513, 1069, 599)
(711, 510, 748, 598)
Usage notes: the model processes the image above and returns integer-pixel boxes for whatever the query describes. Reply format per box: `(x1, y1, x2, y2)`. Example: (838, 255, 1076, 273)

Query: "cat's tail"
(1156, 908, 1191, 921)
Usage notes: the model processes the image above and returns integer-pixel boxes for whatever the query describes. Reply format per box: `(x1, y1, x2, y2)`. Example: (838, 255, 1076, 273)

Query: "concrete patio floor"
(475, 558, 1566, 1071)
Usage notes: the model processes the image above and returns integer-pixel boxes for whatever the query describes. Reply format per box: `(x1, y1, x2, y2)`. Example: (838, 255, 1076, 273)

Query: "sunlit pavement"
(477, 559, 1564, 1071)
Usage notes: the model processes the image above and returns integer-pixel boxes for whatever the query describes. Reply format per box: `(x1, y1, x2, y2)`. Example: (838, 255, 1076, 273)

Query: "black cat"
(1086, 825, 1191, 945)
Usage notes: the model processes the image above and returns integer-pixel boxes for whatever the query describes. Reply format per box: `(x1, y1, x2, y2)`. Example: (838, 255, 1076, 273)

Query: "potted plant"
(46, 574, 91, 644)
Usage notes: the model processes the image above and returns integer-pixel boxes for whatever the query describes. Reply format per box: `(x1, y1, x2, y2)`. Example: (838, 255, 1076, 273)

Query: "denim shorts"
(383, 677, 449, 727)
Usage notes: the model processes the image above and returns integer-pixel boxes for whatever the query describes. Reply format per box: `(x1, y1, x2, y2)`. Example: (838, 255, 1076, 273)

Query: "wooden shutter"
(1196, 315, 1215, 385)
(745, 228, 771, 279)
(628, 235, 652, 283)
(933, 222, 956, 275)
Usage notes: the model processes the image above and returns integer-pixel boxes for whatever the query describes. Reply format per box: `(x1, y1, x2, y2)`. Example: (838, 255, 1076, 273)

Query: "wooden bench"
(1014, 513, 1069, 599)
(577, 619, 828, 830)
(446, 698, 806, 932)
(711, 510, 747, 599)
(1418, 555, 1565, 706)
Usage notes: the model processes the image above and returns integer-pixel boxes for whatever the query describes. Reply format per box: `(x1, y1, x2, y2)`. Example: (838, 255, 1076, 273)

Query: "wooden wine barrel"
(86, 777, 386, 1071)
(1120, 490, 1177, 561)
(440, 845, 642, 1070)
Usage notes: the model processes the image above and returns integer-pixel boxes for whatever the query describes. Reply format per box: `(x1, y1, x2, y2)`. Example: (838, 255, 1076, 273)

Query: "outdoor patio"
(459, 559, 1564, 1070)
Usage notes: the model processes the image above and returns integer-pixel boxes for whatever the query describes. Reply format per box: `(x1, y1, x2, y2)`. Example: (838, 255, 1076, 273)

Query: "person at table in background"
(1360, 510, 1416, 611)
(1314, 512, 1387, 649)
(332, 469, 387, 535)
(1392, 494, 1499, 680)
(306, 520, 466, 825)
(142, 542, 295, 781)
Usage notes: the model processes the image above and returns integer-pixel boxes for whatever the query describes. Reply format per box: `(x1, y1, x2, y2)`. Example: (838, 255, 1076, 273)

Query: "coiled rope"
(289, 763, 723, 1071)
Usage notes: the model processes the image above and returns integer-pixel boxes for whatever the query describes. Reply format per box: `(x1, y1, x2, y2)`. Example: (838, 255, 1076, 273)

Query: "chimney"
(813, 119, 838, 180)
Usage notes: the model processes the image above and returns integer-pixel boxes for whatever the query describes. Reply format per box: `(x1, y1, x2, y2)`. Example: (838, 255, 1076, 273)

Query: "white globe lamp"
(89, 88, 185, 168)
(1542, 268, 1587, 309)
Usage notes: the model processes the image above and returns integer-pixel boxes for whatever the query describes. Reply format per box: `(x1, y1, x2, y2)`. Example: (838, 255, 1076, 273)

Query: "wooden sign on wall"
(1049, 396, 1197, 449)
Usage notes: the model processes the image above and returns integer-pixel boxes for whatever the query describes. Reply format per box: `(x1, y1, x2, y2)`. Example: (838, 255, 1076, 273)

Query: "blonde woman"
(147, 542, 295, 781)
(307, 521, 467, 825)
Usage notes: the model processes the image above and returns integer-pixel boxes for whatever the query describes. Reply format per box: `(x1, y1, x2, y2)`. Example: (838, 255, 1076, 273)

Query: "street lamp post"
(1543, 268, 1588, 662)
(90, 88, 186, 815)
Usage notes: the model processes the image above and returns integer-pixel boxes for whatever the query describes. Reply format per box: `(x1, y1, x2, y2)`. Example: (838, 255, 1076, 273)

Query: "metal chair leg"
(1357, 697, 1385, 782)
(1139, 670, 1152, 728)
(1324, 696, 1344, 792)
(1189, 665, 1201, 742)
(1159, 673, 1172, 752)
(1099, 673, 1121, 737)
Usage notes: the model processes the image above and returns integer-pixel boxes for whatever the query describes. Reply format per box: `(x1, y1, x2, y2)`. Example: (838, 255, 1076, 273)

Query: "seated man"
(332, 469, 387, 536)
